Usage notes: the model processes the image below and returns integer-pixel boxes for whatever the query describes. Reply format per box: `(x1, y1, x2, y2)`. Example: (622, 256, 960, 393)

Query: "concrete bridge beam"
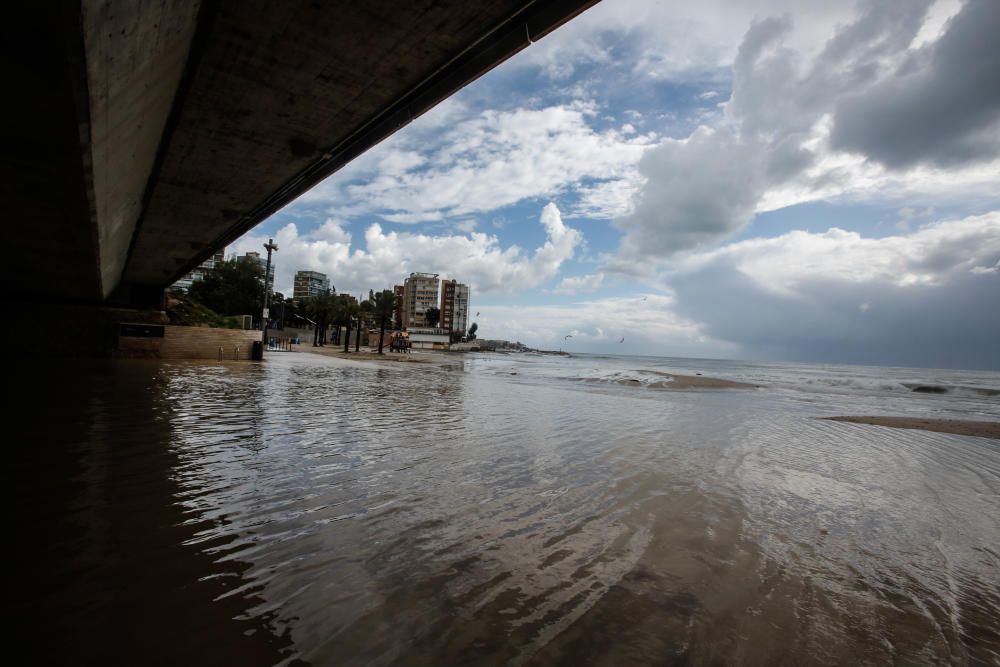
(2, 0, 599, 312)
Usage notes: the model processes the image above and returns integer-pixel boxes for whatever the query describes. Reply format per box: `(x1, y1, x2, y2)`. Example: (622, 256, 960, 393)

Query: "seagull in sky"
(476, 311, 480, 317)
(564, 334, 573, 340)
(619, 337, 625, 343)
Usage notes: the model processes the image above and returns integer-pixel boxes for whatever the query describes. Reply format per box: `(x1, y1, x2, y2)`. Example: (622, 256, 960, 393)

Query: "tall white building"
(401, 272, 440, 330)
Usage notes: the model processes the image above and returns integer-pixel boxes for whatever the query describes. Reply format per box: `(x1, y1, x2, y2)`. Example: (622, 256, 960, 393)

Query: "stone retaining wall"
(116, 324, 261, 360)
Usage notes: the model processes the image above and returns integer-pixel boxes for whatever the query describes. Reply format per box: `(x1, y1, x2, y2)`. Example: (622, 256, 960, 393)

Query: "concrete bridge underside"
(3, 0, 598, 307)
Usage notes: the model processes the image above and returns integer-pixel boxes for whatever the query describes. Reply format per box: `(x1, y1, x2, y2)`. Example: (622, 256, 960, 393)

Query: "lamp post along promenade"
(261, 238, 278, 352)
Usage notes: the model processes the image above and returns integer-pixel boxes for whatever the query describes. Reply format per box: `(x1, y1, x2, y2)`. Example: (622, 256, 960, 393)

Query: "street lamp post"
(261, 238, 278, 353)
(356, 293, 363, 352)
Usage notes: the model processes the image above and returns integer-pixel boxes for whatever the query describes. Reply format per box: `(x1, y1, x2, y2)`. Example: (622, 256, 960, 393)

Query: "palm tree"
(358, 298, 374, 352)
(322, 292, 339, 345)
(340, 296, 359, 353)
(326, 294, 339, 345)
(304, 296, 322, 346)
(372, 290, 396, 354)
(307, 291, 336, 346)
(425, 306, 440, 328)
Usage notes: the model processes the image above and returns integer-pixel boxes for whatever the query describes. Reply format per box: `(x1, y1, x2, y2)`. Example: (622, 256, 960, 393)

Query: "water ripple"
(13, 353, 1000, 665)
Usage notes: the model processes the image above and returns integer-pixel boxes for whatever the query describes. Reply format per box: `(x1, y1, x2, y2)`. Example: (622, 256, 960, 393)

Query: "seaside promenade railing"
(267, 337, 295, 352)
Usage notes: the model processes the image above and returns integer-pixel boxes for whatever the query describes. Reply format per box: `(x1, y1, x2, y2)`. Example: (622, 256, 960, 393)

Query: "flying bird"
(564, 334, 573, 340)
(475, 311, 480, 317)
(619, 337, 625, 343)
(641, 296, 648, 301)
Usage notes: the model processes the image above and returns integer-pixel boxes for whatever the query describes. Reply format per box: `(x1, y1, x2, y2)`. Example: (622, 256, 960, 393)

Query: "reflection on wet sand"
(11, 353, 1000, 665)
(12, 361, 295, 665)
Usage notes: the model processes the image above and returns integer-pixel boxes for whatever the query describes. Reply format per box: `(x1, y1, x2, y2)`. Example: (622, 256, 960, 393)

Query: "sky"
(232, 0, 1000, 370)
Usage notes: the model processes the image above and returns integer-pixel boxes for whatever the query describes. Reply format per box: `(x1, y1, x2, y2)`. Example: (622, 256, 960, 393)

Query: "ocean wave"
(767, 377, 1000, 399)
(568, 370, 675, 387)
(902, 383, 1000, 397)
(565, 369, 757, 390)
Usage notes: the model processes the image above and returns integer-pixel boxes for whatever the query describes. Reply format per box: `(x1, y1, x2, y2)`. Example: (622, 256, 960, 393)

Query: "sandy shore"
(822, 416, 1000, 439)
(296, 349, 760, 390)
(636, 369, 760, 389)
(652, 374, 760, 390)
(298, 346, 455, 365)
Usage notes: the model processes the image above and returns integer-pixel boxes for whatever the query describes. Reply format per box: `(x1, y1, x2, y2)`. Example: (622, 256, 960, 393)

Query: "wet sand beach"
(13, 352, 1000, 664)
(299, 345, 448, 364)
(301, 349, 763, 389)
(648, 373, 760, 389)
(822, 415, 1000, 439)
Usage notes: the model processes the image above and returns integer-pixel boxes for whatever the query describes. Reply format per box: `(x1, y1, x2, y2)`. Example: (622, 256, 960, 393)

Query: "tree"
(372, 290, 396, 354)
(272, 292, 298, 329)
(304, 291, 335, 346)
(467, 322, 478, 340)
(321, 293, 337, 346)
(340, 296, 359, 353)
(188, 258, 265, 317)
(304, 295, 322, 346)
(358, 298, 374, 352)
(425, 307, 440, 328)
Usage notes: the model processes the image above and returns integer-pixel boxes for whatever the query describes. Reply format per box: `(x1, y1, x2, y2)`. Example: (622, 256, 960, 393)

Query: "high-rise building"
(237, 251, 275, 286)
(440, 279, 470, 335)
(172, 248, 226, 291)
(293, 270, 330, 302)
(401, 272, 439, 330)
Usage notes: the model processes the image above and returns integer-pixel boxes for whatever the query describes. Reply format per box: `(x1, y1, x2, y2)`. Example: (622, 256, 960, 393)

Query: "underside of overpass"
(3, 0, 598, 308)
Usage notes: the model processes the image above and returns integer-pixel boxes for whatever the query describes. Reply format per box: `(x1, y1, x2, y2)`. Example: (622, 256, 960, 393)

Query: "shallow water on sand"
(13, 352, 1000, 665)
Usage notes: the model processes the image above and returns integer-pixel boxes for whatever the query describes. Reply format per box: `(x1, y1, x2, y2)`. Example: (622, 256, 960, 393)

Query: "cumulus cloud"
(667, 212, 1000, 368)
(426, 212, 999, 369)
(553, 272, 605, 295)
(520, 0, 854, 83)
(232, 203, 581, 298)
(477, 294, 738, 358)
(612, 0, 1000, 261)
(284, 0, 996, 263)
(299, 102, 653, 223)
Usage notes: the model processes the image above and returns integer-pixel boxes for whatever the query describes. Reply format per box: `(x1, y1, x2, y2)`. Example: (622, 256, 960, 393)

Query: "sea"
(13, 351, 1000, 665)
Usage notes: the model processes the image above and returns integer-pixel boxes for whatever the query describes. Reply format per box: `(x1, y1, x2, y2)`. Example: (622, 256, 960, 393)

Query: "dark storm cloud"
(674, 266, 1000, 369)
(666, 215, 1000, 370)
(831, 0, 1000, 169)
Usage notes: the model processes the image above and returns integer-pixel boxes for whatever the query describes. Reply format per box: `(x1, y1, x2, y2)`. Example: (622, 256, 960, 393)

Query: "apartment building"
(237, 251, 275, 286)
(401, 272, 439, 330)
(172, 248, 225, 291)
(439, 279, 470, 336)
(293, 270, 330, 302)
